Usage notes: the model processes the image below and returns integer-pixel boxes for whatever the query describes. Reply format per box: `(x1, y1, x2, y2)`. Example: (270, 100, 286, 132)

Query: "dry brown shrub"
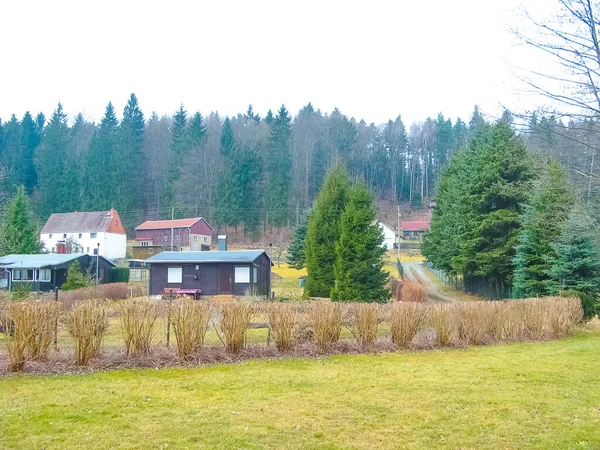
(456, 303, 489, 345)
(66, 299, 109, 365)
(267, 303, 297, 352)
(425, 303, 454, 346)
(390, 302, 423, 348)
(217, 301, 253, 353)
(171, 298, 211, 359)
(515, 299, 548, 340)
(401, 281, 426, 303)
(348, 303, 379, 348)
(545, 296, 583, 338)
(1, 301, 63, 371)
(309, 301, 342, 351)
(119, 300, 161, 356)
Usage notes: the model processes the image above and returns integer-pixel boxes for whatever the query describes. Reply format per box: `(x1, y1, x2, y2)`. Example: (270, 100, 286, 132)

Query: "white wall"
(41, 231, 126, 260)
(379, 224, 396, 250)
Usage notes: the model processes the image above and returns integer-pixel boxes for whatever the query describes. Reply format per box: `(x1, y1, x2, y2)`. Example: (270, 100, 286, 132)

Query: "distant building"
(0, 253, 115, 292)
(400, 220, 430, 241)
(40, 209, 126, 260)
(134, 217, 213, 253)
(144, 249, 272, 297)
(377, 222, 396, 250)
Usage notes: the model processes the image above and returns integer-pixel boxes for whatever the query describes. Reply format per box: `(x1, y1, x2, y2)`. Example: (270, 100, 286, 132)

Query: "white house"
(40, 209, 127, 260)
(378, 222, 396, 250)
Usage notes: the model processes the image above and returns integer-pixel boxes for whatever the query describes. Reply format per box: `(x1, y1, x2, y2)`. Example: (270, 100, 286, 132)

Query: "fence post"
(54, 287, 59, 351)
(166, 290, 172, 348)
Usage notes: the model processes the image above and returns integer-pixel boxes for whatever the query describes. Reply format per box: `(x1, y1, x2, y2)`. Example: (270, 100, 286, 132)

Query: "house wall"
(40, 231, 126, 260)
(132, 246, 162, 260)
(136, 227, 212, 250)
(380, 227, 396, 250)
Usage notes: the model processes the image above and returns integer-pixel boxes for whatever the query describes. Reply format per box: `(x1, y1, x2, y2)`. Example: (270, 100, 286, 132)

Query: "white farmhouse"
(377, 222, 396, 250)
(40, 209, 127, 260)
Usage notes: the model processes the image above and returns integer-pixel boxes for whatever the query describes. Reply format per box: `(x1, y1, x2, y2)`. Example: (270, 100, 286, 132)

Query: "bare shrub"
(515, 299, 548, 340)
(1, 301, 63, 371)
(119, 300, 161, 356)
(545, 296, 583, 338)
(456, 303, 488, 345)
(390, 302, 423, 348)
(310, 301, 342, 351)
(348, 303, 379, 348)
(217, 301, 253, 353)
(267, 303, 297, 352)
(66, 300, 109, 365)
(401, 281, 426, 303)
(425, 304, 454, 346)
(171, 298, 211, 359)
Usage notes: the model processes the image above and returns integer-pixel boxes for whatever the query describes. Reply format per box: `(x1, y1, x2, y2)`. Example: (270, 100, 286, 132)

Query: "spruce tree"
(19, 111, 41, 193)
(84, 102, 118, 210)
(512, 159, 574, 298)
(546, 206, 600, 307)
(331, 180, 389, 302)
(0, 186, 42, 255)
(305, 163, 350, 297)
(287, 212, 309, 269)
(214, 118, 239, 226)
(62, 259, 89, 291)
(163, 104, 189, 213)
(266, 104, 292, 227)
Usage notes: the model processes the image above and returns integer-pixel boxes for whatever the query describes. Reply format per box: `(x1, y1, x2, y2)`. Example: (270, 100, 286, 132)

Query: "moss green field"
(1, 332, 600, 449)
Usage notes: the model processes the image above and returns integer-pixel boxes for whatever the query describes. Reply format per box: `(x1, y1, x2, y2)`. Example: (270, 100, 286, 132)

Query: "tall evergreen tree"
(0, 185, 42, 255)
(163, 104, 189, 213)
(331, 180, 389, 302)
(287, 212, 309, 269)
(214, 118, 239, 226)
(115, 94, 145, 227)
(84, 102, 118, 210)
(512, 159, 574, 298)
(3, 115, 21, 192)
(546, 206, 600, 301)
(187, 112, 207, 148)
(19, 111, 41, 193)
(35, 103, 78, 216)
(305, 162, 350, 297)
(266, 104, 292, 226)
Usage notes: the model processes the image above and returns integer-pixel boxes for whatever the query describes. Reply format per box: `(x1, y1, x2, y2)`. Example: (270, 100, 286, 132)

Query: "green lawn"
(1, 332, 600, 449)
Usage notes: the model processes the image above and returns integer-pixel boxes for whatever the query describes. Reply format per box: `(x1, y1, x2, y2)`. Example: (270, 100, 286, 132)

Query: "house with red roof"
(400, 220, 430, 241)
(133, 217, 213, 257)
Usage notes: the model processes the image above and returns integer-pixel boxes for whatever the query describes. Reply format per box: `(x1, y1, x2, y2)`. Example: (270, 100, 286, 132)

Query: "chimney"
(218, 235, 227, 251)
(57, 241, 66, 254)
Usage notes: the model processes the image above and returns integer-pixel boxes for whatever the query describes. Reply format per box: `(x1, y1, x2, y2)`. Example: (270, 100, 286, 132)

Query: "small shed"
(145, 250, 272, 297)
(0, 253, 116, 292)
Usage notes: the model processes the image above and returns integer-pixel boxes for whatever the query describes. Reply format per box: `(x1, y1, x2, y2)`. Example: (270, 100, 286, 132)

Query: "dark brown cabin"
(144, 250, 272, 297)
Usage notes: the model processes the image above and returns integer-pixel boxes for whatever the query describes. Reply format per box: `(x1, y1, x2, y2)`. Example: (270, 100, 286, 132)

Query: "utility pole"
(397, 205, 401, 260)
(171, 206, 174, 251)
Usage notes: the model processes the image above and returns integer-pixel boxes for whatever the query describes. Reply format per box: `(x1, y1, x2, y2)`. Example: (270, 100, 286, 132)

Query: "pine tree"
(0, 186, 42, 255)
(214, 118, 239, 226)
(265, 110, 274, 125)
(84, 102, 118, 210)
(19, 111, 41, 193)
(305, 162, 350, 297)
(512, 159, 574, 298)
(331, 180, 389, 302)
(266, 104, 292, 227)
(546, 206, 600, 303)
(62, 259, 89, 291)
(187, 112, 207, 148)
(287, 212, 309, 269)
(163, 104, 189, 213)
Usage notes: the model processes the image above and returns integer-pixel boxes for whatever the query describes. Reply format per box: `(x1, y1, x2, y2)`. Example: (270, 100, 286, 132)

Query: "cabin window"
(13, 269, 21, 280)
(63, 234, 67, 239)
(39, 269, 51, 282)
(168, 267, 182, 283)
(49, 233, 53, 239)
(90, 233, 97, 238)
(78, 233, 82, 239)
(235, 266, 250, 283)
(253, 267, 258, 285)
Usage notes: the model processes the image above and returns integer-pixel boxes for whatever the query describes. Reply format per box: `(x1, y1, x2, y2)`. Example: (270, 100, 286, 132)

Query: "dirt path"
(402, 262, 458, 303)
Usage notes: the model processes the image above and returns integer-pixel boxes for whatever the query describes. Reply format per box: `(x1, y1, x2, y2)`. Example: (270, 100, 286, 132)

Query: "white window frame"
(90, 232, 97, 238)
(234, 266, 250, 284)
(253, 266, 258, 285)
(167, 267, 182, 284)
(39, 269, 51, 282)
(13, 269, 21, 280)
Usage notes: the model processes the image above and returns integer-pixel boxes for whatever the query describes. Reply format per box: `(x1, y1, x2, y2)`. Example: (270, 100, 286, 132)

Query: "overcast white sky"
(0, 0, 550, 126)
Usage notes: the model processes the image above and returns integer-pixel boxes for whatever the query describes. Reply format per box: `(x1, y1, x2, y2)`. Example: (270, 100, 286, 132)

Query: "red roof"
(135, 218, 205, 231)
(41, 209, 125, 234)
(401, 220, 430, 231)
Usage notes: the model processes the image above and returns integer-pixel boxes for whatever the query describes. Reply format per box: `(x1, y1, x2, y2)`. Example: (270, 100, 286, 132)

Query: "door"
(218, 265, 233, 294)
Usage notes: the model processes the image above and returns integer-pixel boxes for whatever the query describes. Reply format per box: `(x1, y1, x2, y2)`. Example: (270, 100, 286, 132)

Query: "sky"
(0, 0, 550, 126)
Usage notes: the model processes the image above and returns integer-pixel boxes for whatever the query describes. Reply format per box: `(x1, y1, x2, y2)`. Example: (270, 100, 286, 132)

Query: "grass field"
(1, 331, 599, 449)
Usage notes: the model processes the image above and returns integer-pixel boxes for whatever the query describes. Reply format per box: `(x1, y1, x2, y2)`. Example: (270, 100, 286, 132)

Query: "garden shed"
(145, 250, 272, 297)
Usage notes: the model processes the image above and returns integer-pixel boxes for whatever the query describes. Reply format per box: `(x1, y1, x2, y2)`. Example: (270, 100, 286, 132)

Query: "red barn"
(134, 217, 213, 253)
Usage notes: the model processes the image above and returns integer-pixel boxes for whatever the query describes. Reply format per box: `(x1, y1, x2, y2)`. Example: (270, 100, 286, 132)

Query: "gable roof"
(401, 220, 430, 231)
(377, 222, 396, 233)
(135, 217, 213, 231)
(0, 253, 116, 269)
(41, 210, 125, 234)
(144, 250, 270, 265)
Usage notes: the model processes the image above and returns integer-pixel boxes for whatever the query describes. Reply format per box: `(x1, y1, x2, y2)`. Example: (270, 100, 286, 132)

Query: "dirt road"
(402, 262, 458, 303)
